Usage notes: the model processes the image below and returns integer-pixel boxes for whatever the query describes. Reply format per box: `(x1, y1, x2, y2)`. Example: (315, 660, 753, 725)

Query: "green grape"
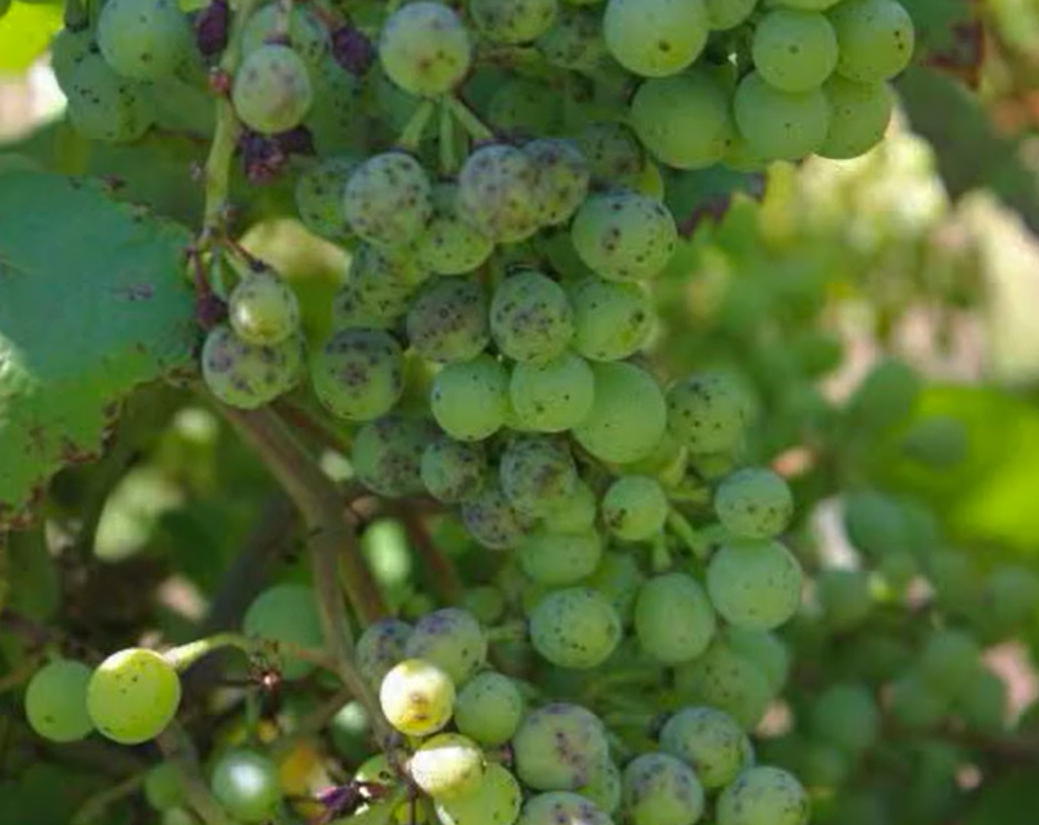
(603, 0, 709, 77)
(635, 573, 716, 664)
(525, 138, 592, 226)
(666, 372, 751, 454)
(241, 3, 329, 66)
(573, 361, 667, 464)
(809, 683, 878, 755)
(422, 436, 489, 503)
(717, 767, 808, 825)
(675, 642, 773, 730)
(457, 144, 541, 243)
(724, 628, 789, 694)
(357, 618, 412, 689)
(800, 740, 851, 788)
(404, 607, 488, 684)
(919, 629, 980, 696)
(24, 659, 93, 743)
(63, 52, 154, 143)
(344, 152, 433, 249)
(432, 355, 510, 441)
(330, 700, 372, 762)
(232, 44, 313, 134)
(714, 468, 793, 540)
(202, 324, 303, 409)
(842, 490, 909, 558)
(602, 475, 668, 541)
(578, 760, 622, 815)
(352, 415, 436, 497)
(704, 0, 759, 29)
(461, 484, 531, 549)
(878, 550, 916, 593)
(500, 435, 578, 516)
(888, 671, 949, 729)
(470, 0, 559, 44)
(771, 0, 842, 8)
(144, 763, 186, 812)
(733, 72, 830, 160)
(660, 707, 753, 790)
(537, 480, 596, 534)
(706, 540, 803, 631)
(510, 352, 595, 433)
(97, 0, 194, 81)
(436, 764, 524, 825)
(490, 269, 575, 364)
(310, 328, 404, 421)
(575, 122, 646, 185)
(572, 190, 678, 282)
(536, 7, 605, 71)
(520, 529, 603, 585)
(406, 278, 490, 363)
(585, 551, 644, 624)
(210, 750, 281, 824)
(455, 672, 525, 746)
(518, 792, 612, 825)
(461, 585, 508, 625)
(630, 71, 734, 170)
(847, 356, 920, 427)
(816, 568, 872, 631)
(530, 587, 622, 669)
(228, 269, 300, 346)
(955, 667, 1007, 734)
(146, 76, 216, 135)
(295, 157, 358, 242)
(900, 414, 969, 468)
(305, 52, 366, 155)
(51, 27, 93, 90)
(985, 565, 1039, 633)
(409, 733, 486, 799)
(87, 648, 181, 745)
(513, 703, 610, 790)
(818, 77, 894, 159)
(569, 277, 652, 362)
(752, 9, 838, 92)
(927, 549, 979, 608)
(622, 752, 705, 825)
(379, 2, 471, 96)
(830, 0, 914, 83)
(417, 184, 495, 275)
(380, 658, 456, 736)
(342, 243, 428, 324)
(243, 584, 324, 680)
(487, 77, 564, 136)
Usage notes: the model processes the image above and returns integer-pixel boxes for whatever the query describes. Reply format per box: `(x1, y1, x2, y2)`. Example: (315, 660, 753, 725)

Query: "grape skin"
(716, 766, 809, 825)
(380, 658, 456, 736)
(635, 573, 716, 664)
(579, 760, 622, 815)
(455, 672, 525, 746)
(210, 750, 282, 824)
(379, 2, 472, 96)
(404, 607, 488, 685)
(622, 752, 705, 825)
(357, 618, 412, 689)
(660, 707, 753, 790)
(409, 733, 487, 799)
(751, 9, 838, 93)
(510, 352, 596, 432)
(232, 44, 314, 135)
(310, 328, 404, 421)
(228, 269, 300, 346)
(513, 703, 610, 790)
(243, 584, 324, 680)
(713, 467, 794, 539)
(819, 76, 894, 159)
(733, 72, 831, 161)
(417, 184, 495, 275)
(87, 648, 182, 745)
(406, 278, 490, 363)
(490, 269, 575, 364)
(242, 3, 330, 67)
(536, 7, 606, 71)
(525, 138, 592, 226)
(202, 324, 303, 410)
(569, 277, 652, 362)
(97, 0, 195, 82)
(461, 483, 532, 549)
(343, 152, 433, 249)
(573, 361, 667, 464)
(435, 764, 523, 825)
(585, 551, 645, 625)
(576, 122, 646, 185)
(24, 659, 94, 743)
(432, 355, 510, 441)
(144, 763, 185, 812)
(816, 568, 872, 631)
(603, 0, 709, 78)
(666, 372, 751, 454)
(809, 683, 879, 755)
(602, 475, 668, 540)
(63, 52, 154, 144)
(829, 0, 915, 83)
(724, 628, 790, 695)
(529, 587, 622, 669)
(518, 792, 612, 825)
(541, 479, 599, 534)
(422, 437, 489, 503)
(520, 528, 604, 585)
(500, 434, 578, 516)
(706, 540, 803, 631)
(675, 642, 773, 730)
(470, 0, 560, 44)
(458, 145, 541, 243)
(295, 157, 359, 242)
(352, 415, 436, 497)
(571, 190, 678, 282)
(704, 0, 759, 30)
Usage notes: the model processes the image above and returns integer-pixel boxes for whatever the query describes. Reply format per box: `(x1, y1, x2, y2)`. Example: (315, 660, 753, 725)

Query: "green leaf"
(0, 172, 197, 527)
(0, 0, 62, 75)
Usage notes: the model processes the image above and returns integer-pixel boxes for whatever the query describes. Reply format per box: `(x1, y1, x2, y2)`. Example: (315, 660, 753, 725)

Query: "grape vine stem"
(157, 723, 233, 825)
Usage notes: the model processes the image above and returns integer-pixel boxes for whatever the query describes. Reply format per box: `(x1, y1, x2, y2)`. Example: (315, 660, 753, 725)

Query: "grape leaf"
(902, 0, 982, 85)
(0, 0, 62, 75)
(0, 172, 197, 528)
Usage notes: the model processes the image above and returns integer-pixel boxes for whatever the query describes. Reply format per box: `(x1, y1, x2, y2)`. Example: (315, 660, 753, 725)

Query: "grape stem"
(157, 724, 234, 825)
(396, 100, 436, 153)
(165, 631, 340, 675)
(486, 620, 528, 643)
(395, 506, 465, 604)
(666, 508, 710, 561)
(446, 96, 495, 142)
(70, 771, 147, 825)
(438, 98, 459, 175)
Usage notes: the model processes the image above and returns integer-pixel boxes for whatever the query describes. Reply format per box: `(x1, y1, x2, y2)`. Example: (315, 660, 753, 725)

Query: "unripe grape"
(810, 683, 879, 755)
(344, 152, 432, 249)
(242, 3, 329, 67)
(422, 437, 489, 503)
(704, 0, 759, 29)
(733, 72, 830, 161)
(714, 468, 794, 539)
(24, 659, 94, 743)
(846, 356, 920, 428)
(500, 435, 578, 516)
(432, 355, 510, 441)
(436, 764, 523, 825)
(471, 0, 559, 44)
(660, 707, 753, 790)
(574, 361, 667, 465)
(202, 324, 303, 410)
(228, 269, 300, 346)
(455, 672, 525, 746)
(830, 0, 914, 83)
(210, 750, 281, 823)
(510, 352, 596, 432)
(586, 551, 644, 625)
(536, 7, 605, 71)
(87, 648, 181, 744)
(513, 703, 610, 790)
(406, 278, 490, 363)
(725, 628, 789, 694)
(842, 489, 910, 557)
(521, 529, 603, 585)
(919, 629, 980, 696)
(635, 573, 716, 664)
(572, 190, 677, 282)
(330, 700, 372, 762)
(530, 587, 622, 669)
(675, 642, 772, 730)
(310, 328, 404, 421)
(818, 76, 894, 159)
(352, 415, 436, 497)
(144, 763, 186, 812)
(461, 484, 531, 549)
(816, 568, 872, 631)
(519, 792, 612, 825)
(576, 122, 645, 185)
(97, 0, 195, 81)
(579, 760, 622, 815)
(716, 767, 809, 825)
(525, 138, 592, 226)
(341, 242, 429, 324)
(603, 0, 709, 77)
(707, 540, 803, 631)
(417, 184, 495, 275)
(666, 372, 751, 454)
(63, 52, 154, 143)
(888, 671, 948, 729)
(622, 752, 705, 825)
(357, 618, 412, 689)
(752, 9, 838, 93)
(602, 475, 668, 540)
(295, 156, 358, 242)
(570, 277, 652, 362)
(457, 144, 541, 243)
(461, 585, 508, 625)
(405, 607, 487, 684)
(490, 269, 575, 364)
(379, 2, 472, 96)
(233, 44, 313, 134)
(540, 479, 598, 534)
(242, 584, 323, 680)
(410, 733, 486, 799)
(380, 658, 456, 736)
